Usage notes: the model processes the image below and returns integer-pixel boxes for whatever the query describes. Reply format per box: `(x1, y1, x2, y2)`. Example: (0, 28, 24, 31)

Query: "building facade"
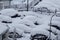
(0, 0, 12, 10)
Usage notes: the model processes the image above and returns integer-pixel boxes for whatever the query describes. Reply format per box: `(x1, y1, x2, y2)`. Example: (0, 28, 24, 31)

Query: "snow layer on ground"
(0, 8, 18, 16)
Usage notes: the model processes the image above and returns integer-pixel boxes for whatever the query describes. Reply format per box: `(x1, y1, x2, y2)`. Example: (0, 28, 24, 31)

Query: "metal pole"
(13, 28, 16, 40)
(0, 35, 2, 40)
(56, 34, 58, 40)
(9, 0, 12, 8)
(41, 7, 42, 14)
(27, 0, 29, 11)
(2, 2, 4, 9)
(49, 9, 57, 40)
(9, 1, 11, 8)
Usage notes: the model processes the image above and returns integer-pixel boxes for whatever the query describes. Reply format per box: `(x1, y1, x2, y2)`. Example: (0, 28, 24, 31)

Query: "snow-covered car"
(0, 15, 12, 23)
(51, 16, 60, 30)
(30, 24, 56, 40)
(0, 8, 18, 17)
